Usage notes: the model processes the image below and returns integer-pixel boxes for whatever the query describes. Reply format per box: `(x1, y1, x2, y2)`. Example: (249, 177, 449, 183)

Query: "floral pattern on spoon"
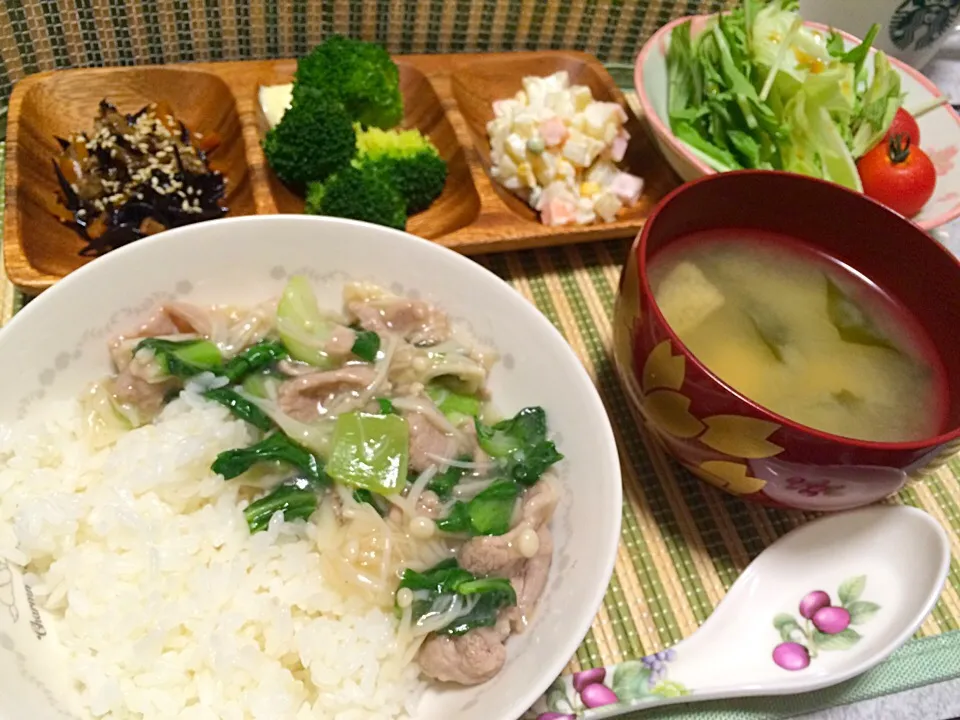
(772, 575, 881, 671)
(521, 503, 950, 720)
(524, 575, 881, 718)
(526, 652, 690, 719)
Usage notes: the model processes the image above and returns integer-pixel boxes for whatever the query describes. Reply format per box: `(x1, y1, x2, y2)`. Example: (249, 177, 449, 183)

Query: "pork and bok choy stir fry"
(88, 277, 564, 686)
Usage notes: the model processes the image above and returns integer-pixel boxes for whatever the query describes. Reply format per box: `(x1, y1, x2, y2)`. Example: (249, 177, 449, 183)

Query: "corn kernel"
(580, 181, 601, 198)
(517, 162, 536, 186)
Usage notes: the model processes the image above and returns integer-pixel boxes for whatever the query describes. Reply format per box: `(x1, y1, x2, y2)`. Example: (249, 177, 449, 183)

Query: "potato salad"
(486, 71, 644, 227)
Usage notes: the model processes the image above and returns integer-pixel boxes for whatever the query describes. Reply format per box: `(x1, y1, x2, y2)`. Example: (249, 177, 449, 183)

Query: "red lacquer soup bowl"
(613, 171, 960, 512)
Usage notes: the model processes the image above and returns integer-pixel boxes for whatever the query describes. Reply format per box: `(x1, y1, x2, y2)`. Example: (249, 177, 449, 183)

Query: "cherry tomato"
(857, 134, 936, 218)
(884, 107, 921, 146)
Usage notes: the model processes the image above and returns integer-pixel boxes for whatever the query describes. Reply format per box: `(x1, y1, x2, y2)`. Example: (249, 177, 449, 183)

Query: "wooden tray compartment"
(255, 60, 482, 240)
(451, 53, 671, 238)
(4, 51, 680, 293)
(5, 66, 257, 288)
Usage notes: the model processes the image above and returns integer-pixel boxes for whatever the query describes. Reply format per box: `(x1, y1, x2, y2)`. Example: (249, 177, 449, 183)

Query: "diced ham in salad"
(486, 71, 644, 227)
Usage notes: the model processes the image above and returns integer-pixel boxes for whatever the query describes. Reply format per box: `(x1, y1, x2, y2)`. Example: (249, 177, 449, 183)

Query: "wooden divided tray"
(4, 51, 680, 293)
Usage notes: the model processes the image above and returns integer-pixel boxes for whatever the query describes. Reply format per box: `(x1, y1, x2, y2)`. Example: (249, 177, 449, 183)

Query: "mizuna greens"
(666, 0, 902, 191)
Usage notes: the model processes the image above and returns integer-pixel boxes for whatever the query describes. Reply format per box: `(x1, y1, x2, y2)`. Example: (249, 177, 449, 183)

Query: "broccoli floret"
(263, 87, 357, 186)
(294, 36, 404, 130)
(305, 164, 407, 231)
(355, 127, 448, 213)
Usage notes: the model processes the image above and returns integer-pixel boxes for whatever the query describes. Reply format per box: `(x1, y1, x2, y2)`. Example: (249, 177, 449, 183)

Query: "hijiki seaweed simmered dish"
(0, 277, 563, 718)
(52, 100, 227, 256)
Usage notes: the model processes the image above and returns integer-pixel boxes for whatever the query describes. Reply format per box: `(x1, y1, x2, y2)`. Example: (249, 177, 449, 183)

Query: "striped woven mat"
(0, 0, 736, 117)
(3, 68, 960, 720)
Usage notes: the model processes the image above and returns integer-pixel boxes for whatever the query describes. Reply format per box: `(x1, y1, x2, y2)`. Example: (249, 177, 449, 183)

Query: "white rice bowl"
(0, 216, 621, 720)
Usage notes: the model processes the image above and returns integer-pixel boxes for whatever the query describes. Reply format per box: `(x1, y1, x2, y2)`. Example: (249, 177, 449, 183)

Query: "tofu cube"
(654, 261, 726, 336)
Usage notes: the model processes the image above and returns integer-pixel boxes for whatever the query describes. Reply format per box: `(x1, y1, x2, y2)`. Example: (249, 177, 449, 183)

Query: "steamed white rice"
(0, 389, 425, 720)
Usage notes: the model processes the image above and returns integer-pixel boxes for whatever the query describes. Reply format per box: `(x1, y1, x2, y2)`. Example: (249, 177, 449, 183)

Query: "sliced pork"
(348, 296, 450, 347)
(417, 613, 512, 685)
(406, 411, 459, 473)
(109, 370, 177, 419)
(105, 303, 216, 415)
(458, 479, 559, 631)
(277, 365, 378, 422)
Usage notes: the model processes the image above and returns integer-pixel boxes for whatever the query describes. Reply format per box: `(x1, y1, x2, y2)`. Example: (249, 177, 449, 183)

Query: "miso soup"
(648, 231, 947, 443)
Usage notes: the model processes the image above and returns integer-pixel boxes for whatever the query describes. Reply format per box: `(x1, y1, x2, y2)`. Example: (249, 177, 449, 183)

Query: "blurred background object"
(800, 0, 960, 69)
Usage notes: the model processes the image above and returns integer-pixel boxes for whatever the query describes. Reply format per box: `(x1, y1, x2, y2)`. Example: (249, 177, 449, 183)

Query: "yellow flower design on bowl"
(641, 340, 785, 495)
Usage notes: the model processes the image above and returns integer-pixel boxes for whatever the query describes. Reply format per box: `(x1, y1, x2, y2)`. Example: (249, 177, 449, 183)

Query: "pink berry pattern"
(772, 575, 880, 671)
(798, 590, 831, 619)
(527, 649, 689, 719)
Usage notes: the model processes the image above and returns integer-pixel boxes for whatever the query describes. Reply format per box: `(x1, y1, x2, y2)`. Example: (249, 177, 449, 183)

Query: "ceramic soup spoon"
(527, 504, 949, 719)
